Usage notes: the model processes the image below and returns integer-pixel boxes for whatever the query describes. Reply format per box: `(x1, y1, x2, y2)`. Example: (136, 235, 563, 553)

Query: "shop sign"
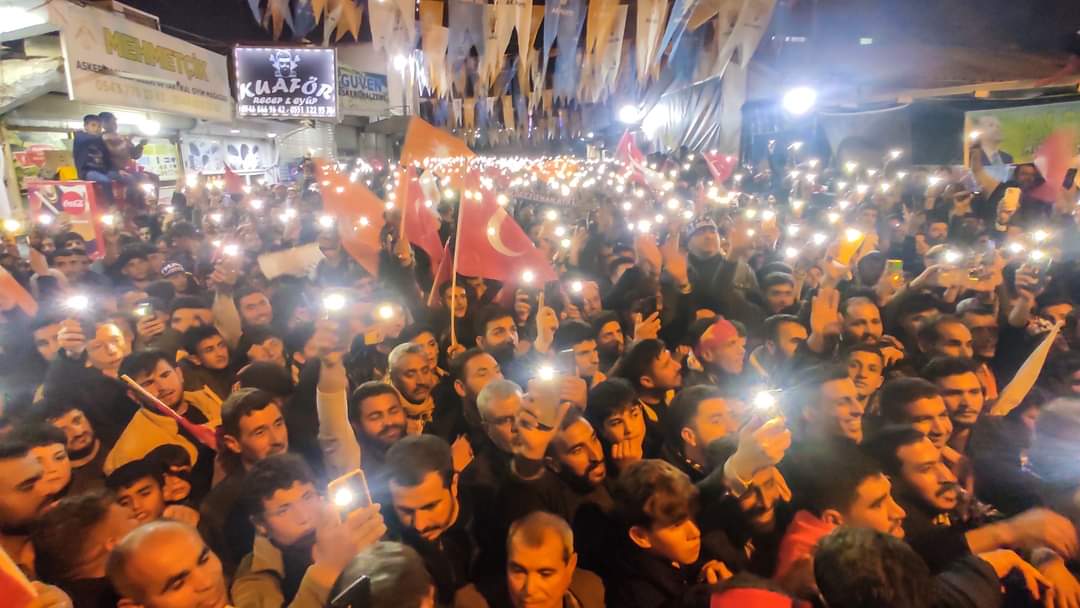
(48, 1, 232, 122)
(235, 47, 337, 119)
(338, 65, 389, 116)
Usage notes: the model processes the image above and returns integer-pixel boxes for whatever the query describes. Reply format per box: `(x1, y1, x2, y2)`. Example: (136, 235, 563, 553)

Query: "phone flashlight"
(249, 199, 264, 210)
(323, 292, 347, 313)
(537, 365, 556, 381)
(521, 269, 536, 284)
(571, 280, 584, 294)
(222, 244, 241, 258)
(3, 218, 21, 233)
(319, 215, 335, 228)
(65, 294, 90, 312)
(943, 250, 962, 265)
(844, 228, 864, 243)
(752, 390, 782, 418)
(1031, 229, 1050, 243)
(811, 232, 828, 246)
(101, 214, 115, 227)
(377, 304, 395, 320)
(784, 247, 800, 259)
(209, 212, 223, 224)
(37, 214, 53, 226)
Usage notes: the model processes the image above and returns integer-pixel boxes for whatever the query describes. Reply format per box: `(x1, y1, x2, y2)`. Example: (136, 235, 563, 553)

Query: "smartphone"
(327, 469, 372, 515)
(885, 259, 903, 275)
(638, 295, 659, 318)
(329, 575, 370, 608)
(133, 299, 155, 319)
(1001, 187, 1021, 213)
(1065, 168, 1078, 190)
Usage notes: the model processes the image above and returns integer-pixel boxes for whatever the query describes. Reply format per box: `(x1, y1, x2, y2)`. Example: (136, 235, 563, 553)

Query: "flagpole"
(449, 186, 465, 348)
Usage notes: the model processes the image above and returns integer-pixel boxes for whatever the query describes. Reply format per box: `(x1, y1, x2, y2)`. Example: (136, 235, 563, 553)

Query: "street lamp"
(782, 86, 817, 116)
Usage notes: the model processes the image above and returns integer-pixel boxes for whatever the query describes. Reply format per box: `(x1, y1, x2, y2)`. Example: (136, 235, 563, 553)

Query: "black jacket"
(390, 493, 478, 605)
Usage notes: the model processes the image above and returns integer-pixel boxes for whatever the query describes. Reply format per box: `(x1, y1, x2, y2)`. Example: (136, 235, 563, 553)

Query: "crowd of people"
(2, 133, 1080, 608)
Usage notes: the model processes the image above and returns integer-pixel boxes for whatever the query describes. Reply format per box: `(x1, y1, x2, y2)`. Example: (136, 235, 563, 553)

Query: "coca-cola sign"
(234, 47, 338, 119)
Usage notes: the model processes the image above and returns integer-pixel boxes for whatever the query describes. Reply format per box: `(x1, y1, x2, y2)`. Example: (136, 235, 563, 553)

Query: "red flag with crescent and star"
(394, 165, 444, 269)
(315, 160, 386, 276)
(454, 173, 557, 283)
(615, 130, 666, 190)
(702, 150, 738, 183)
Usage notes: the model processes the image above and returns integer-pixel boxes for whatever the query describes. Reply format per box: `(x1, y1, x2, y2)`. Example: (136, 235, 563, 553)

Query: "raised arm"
(313, 320, 362, 478)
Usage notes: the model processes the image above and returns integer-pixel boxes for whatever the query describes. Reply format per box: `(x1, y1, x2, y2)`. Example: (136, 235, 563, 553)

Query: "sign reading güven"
(234, 47, 338, 119)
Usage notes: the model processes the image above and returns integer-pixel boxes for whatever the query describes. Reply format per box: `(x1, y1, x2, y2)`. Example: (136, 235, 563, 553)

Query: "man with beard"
(916, 315, 975, 368)
(450, 349, 505, 442)
(107, 521, 232, 608)
(385, 435, 476, 605)
(799, 289, 901, 370)
(772, 443, 907, 595)
(40, 400, 112, 495)
(876, 378, 962, 479)
(0, 438, 61, 574)
(661, 386, 741, 482)
(759, 273, 798, 316)
(553, 321, 605, 388)
(388, 343, 437, 436)
(497, 391, 619, 580)
(747, 314, 807, 382)
(611, 339, 683, 423)
(684, 318, 747, 389)
(107, 351, 221, 483)
(474, 305, 555, 387)
(232, 454, 385, 607)
(591, 312, 625, 373)
(235, 286, 275, 330)
(922, 358, 986, 454)
(864, 427, 1080, 586)
(200, 388, 290, 577)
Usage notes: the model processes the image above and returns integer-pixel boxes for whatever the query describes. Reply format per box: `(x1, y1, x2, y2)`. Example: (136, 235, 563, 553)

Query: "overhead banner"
(339, 65, 389, 115)
(234, 47, 338, 119)
(636, 0, 669, 85)
(448, 0, 486, 69)
(47, 1, 231, 122)
(964, 100, 1080, 202)
(551, 0, 586, 100)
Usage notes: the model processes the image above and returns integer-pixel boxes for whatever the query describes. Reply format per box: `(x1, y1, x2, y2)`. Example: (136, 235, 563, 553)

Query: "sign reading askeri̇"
(235, 47, 338, 119)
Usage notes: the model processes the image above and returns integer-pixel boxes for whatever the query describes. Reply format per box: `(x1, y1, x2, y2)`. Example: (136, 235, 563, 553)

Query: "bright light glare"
(323, 293, 346, 312)
(378, 304, 395, 320)
(333, 488, 354, 507)
(66, 294, 90, 312)
(618, 104, 641, 124)
(319, 215, 335, 228)
(781, 86, 817, 116)
(538, 366, 556, 381)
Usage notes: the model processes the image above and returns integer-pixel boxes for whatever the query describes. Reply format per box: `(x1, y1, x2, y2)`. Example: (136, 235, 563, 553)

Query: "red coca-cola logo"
(60, 187, 87, 213)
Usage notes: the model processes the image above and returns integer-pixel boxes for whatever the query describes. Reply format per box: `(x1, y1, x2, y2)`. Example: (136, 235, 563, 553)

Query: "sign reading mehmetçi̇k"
(234, 47, 338, 119)
(47, 1, 232, 123)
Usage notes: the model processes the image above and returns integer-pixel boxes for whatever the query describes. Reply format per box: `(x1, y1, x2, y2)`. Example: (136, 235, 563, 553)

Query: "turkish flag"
(615, 130, 665, 190)
(315, 160, 386, 276)
(400, 117, 475, 165)
(702, 150, 738, 183)
(0, 544, 36, 608)
(395, 165, 444, 269)
(455, 173, 557, 283)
